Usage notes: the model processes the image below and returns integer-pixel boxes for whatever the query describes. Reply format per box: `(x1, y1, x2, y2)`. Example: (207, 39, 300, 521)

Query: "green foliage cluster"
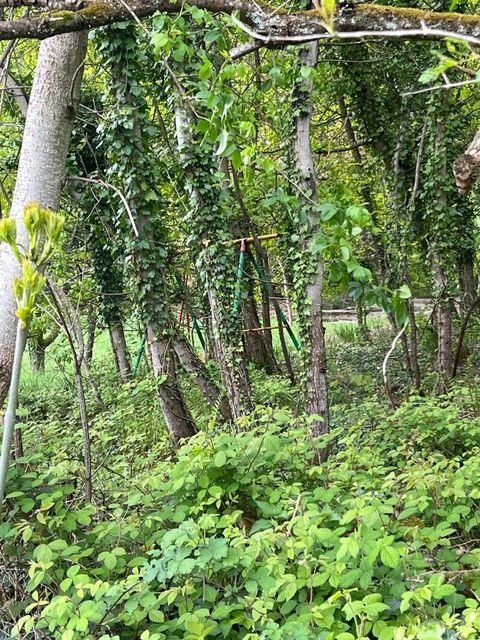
(2, 392, 480, 640)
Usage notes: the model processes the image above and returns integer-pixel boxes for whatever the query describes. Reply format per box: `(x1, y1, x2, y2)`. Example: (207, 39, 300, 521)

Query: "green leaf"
(398, 284, 412, 299)
(215, 130, 229, 156)
(380, 545, 400, 568)
(214, 451, 227, 467)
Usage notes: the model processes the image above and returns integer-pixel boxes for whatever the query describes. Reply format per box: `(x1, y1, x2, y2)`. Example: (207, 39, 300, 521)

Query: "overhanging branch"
(0, 0, 480, 44)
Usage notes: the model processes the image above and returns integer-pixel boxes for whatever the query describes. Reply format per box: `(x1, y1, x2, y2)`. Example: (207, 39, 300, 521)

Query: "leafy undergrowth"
(2, 395, 480, 640)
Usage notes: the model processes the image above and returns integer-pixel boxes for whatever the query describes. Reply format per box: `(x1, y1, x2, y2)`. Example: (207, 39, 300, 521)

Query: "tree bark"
(29, 340, 46, 373)
(433, 118, 453, 393)
(4, 1, 480, 48)
(453, 128, 480, 195)
(173, 335, 232, 421)
(84, 306, 97, 365)
(174, 99, 253, 420)
(109, 320, 131, 382)
(147, 325, 197, 444)
(0, 31, 87, 406)
(293, 41, 330, 454)
(433, 255, 452, 392)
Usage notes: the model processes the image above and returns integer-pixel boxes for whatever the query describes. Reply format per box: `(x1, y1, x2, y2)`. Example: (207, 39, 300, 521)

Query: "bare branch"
(68, 175, 139, 237)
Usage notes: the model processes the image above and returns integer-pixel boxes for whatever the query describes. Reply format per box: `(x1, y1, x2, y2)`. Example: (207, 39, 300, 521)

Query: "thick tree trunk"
(293, 41, 330, 452)
(109, 320, 131, 382)
(173, 335, 232, 421)
(174, 100, 253, 420)
(208, 288, 253, 420)
(0, 32, 87, 406)
(147, 325, 197, 443)
(102, 27, 197, 444)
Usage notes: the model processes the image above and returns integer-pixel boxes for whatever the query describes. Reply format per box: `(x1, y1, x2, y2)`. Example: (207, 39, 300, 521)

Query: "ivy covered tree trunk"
(293, 42, 330, 451)
(0, 32, 87, 405)
(98, 26, 196, 442)
(174, 101, 253, 420)
(431, 115, 453, 393)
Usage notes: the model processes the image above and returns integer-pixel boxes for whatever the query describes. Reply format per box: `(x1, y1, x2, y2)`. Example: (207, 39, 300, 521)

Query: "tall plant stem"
(0, 316, 27, 507)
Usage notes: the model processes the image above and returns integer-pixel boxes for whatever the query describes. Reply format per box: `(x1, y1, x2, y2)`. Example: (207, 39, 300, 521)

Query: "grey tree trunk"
(0, 32, 88, 405)
(109, 320, 131, 382)
(433, 255, 452, 392)
(293, 42, 330, 454)
(433, 119, 453, 393)
(147, 324, 197, 444)
(173, 335, 232, 421)
(29, 341, 46, 373)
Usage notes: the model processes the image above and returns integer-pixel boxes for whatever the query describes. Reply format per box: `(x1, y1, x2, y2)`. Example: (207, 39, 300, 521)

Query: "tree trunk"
(84, 306, 97, 365)
(242, 278, 278, 372)
(29, 340, 46, 373)
(174, 100, 253, 420)
(458, 253, 477, 315)
(101, 26, 197, 444)
(0, 32, 87, 406)
(147, 325, 197, 444)
(433, 255, 452, 392)
(173, 335, 232, 421)
(293, 41, 330, 453)
(109, 320, 131, 382)
(433, 117, 453, 393)
(208, 287, 253, 420)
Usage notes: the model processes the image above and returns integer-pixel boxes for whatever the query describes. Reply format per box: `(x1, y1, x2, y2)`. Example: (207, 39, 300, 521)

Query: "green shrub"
(2, 398, 480, 640)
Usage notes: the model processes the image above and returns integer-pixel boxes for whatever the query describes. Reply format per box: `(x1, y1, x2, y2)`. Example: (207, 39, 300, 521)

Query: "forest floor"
(2, 315, 480, 639)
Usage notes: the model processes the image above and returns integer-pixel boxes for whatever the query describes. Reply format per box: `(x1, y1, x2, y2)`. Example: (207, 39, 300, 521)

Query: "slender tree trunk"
(0, 319, 27, 505)
(458, 254, 477, 315)
(433, 255, 452, 392)
(0, 32, 87, 405)
(147, 325, 197, 443)
(293, 42, 330, 453)
(173, 335, 232, 421)
(433, 118, 453, 393)
(242, 277, 277, 372)
(109, 320, 131, 382)
(85, 306, 97, 365)
(74, 360, 92, 502)
(29, 340, 46, 373)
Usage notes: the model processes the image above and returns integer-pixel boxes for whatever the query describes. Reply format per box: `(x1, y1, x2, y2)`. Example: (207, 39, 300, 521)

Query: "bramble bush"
(1, 394, 480, 640)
